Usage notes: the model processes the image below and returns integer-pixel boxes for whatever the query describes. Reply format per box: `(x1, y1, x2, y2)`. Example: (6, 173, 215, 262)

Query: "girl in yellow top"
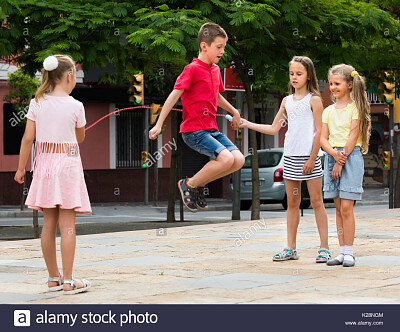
(320, 64, 371, 267)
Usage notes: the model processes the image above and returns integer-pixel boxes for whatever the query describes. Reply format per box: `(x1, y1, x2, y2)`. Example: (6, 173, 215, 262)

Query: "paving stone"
(298, 225, 367, 234)
(77, 256, 202, 267)
(0, 260, 46, 269)
(0, 272, 42, 283)
(356, 255, 400, 266)
(173, 272, 316, 289)
(356, 232, 400, 239)
(387, 277, 400, 282)
(0, 208, 399, 304)
(192, 232, 284, 241)
(0, 292, 55, 304)
(225, 241, 316, 251)
(75, 245, 166, 254)
(77, 237, 144, 245)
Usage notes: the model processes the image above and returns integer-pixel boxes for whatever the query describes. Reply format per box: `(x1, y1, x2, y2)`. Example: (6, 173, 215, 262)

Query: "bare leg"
(306, 177, 329, 249)
(340, 198, 355, 246)
(42, 207, 60, 287)
(188, 149, 236, 188)
(58, 208, 85, 290)
(333, 197, 345, 246)
(285, 179, 301, 249)
(197, 150, 245, 186)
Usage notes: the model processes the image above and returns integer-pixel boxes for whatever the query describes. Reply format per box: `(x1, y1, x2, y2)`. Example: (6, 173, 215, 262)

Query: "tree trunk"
(395, 165, 400, 208)
(167, 110, 177, 222)
(395, 134, 400, 208)
(177, 134, 184, 221)
(20, 173, 26, 211)
(237, 68, 260, 220)
(152, 137, 159, 207)
(33, 209, 39, 238)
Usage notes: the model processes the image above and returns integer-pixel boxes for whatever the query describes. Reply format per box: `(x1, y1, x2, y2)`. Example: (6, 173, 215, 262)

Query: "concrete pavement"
(0, 206, 399, 304)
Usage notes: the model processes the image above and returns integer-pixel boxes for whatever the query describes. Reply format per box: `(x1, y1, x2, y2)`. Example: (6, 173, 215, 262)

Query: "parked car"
(230, 148, 334, 210)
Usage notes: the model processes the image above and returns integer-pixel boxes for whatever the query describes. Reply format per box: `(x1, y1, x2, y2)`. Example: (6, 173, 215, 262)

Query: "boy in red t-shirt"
(149, 22, 244, 212)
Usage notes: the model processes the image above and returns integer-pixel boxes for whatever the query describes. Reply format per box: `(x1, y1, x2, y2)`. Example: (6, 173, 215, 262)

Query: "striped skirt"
(283, 156, 323, 181)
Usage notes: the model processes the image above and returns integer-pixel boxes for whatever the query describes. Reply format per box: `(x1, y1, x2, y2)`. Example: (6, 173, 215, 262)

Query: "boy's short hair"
(198, 22, 228, 51)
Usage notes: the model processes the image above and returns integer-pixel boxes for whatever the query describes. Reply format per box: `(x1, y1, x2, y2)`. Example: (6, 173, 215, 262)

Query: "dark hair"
(198, 22, 228, 51)
(288, 56, 320, 97)
(328, 64, 371, 154)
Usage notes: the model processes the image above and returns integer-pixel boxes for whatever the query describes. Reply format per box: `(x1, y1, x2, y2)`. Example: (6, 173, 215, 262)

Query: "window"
(3, 103, 25, 155)
(243, 151, 282, 168)
(115, 107, 145, 168)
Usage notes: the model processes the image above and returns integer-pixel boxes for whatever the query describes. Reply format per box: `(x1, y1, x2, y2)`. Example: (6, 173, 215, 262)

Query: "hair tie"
(351, 71, 358, 78)
(43, 56, 59, 71)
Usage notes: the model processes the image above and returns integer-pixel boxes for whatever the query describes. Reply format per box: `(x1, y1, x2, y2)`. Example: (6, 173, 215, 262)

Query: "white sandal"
(63, 277, 91, 295)
(47, 273, 63, 292)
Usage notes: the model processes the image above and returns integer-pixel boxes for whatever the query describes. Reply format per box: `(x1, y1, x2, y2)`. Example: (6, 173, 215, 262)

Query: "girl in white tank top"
(239, 56, 330, 264)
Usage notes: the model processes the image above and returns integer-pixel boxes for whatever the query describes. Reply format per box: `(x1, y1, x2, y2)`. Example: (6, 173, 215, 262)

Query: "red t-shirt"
(174, 58, 225, 133)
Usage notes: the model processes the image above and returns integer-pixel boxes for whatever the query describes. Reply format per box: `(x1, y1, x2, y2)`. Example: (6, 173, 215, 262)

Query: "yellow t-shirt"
(322, 101, 363, 148)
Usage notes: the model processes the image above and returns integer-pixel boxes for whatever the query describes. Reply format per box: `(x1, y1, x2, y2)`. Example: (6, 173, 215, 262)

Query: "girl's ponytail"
(34, 54, 75, 103)
(35, 69, 52, 103)
(352, 74, 371, 154)
(328, 64, 371, 154)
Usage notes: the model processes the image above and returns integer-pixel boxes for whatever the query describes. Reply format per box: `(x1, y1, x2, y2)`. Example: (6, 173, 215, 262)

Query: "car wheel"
(282, 195, 287, 210)
(240, 201, 252, 210)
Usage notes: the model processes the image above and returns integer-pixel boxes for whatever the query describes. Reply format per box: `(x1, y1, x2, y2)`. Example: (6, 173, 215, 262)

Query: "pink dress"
(25, 95, 91, 214)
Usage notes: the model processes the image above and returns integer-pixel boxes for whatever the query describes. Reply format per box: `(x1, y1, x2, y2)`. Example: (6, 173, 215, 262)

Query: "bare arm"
(76, 127, 85, 143)
(320, 123, 335, 157)
(14, 119, 36, 184)
(309, 96, 323, 160)
(302, 96, 324, 174)
(320, 122, 347, 166)
(149, 89, 184, 139)
(343, 119, 360, 156)
(217, 93, 240, 130)
(239, 96, 288, 135)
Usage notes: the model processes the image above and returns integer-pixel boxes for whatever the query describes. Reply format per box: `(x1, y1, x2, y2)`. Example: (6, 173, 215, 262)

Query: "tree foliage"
(3, 69, 38, 126)
(1, 0, 400, 217)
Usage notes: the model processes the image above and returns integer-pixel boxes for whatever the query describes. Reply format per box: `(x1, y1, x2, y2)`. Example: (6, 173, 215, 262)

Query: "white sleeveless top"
(283, 93, 322, 156)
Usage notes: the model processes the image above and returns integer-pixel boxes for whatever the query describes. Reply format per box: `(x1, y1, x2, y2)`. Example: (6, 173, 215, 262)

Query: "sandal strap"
(275, 247, 296, 258)
(317, 248, 331, 260)
(47, 272, 62, 284)
(283, 247, 297, 255)
(317, 248, 331, 255)
(63, 279, 76, 289)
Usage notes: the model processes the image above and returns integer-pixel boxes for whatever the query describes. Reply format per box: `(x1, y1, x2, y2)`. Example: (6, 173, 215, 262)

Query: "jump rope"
(85, 106, 234, 131)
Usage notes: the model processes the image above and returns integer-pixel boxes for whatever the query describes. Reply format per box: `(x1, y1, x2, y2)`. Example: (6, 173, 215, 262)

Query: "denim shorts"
(182, 129, 238, 159)
(323, 146, 364, 200)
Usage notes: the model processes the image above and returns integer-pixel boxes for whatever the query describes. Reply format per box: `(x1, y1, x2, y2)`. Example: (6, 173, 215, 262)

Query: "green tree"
(2, 0, 400, 218)
(131, 0, 400, 219)
(3, 69, 38, 126)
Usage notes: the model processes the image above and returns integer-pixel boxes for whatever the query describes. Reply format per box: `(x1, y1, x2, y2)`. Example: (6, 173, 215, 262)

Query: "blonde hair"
(328, 64, 371, 154)
(35, 54, 75, 102)
(288, 56, 320, 97)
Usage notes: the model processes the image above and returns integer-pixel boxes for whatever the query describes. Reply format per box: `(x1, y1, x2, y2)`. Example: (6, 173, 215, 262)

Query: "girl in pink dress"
(15, 54, 91, 295)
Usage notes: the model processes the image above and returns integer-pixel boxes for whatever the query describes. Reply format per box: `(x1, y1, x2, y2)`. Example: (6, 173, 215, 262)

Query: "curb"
(0, 210, 43, 218)
(0, 200, 389, 218)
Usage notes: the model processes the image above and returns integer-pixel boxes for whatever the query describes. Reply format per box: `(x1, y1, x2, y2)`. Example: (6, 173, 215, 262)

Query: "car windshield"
(243, 151, 282, 168)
